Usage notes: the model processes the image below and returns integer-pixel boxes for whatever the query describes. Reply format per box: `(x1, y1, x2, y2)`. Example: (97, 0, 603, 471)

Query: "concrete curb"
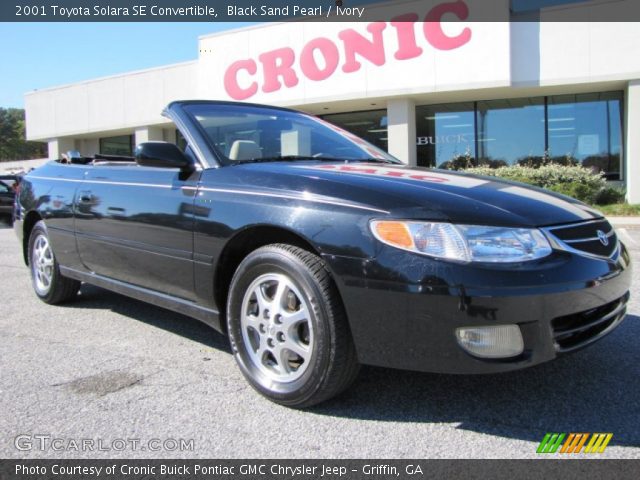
(607, 216, 640, 229)
(0, 158, 48, 174)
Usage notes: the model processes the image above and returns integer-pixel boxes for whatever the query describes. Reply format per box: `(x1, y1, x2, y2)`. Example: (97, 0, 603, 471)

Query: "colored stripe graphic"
(537, 433, 566, 453)
(574, 433, 590, 453)
(560, 433, 589, 453)
(584, 433, 613, 453)
(538, 433, 613, 454)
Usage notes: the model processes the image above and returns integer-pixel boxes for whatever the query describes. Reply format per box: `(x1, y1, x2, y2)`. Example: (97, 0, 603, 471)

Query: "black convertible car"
(14, 101, 631, 407)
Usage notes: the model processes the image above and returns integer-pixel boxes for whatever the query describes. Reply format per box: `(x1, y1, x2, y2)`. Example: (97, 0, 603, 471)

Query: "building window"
(476, 97, 546, 167)
(320, 110, 388, 151)
(414, 91, 623, 178)
(99, 135, 133, 156)
(415, 102, 475, 168)
(547, 91, 623, 180)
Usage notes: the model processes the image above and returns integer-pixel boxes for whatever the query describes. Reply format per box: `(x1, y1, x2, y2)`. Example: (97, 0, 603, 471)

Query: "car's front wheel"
(28, 220, 80, 304)
(226, 244, 359, 407)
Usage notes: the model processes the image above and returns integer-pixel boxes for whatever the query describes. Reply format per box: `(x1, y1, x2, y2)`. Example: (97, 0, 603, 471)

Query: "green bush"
(547, 182, 602, 204)
(456, 164, 617, 205)
(595, 186, 626, 205)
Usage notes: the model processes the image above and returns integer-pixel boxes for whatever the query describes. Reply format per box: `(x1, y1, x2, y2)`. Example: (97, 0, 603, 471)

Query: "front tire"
(227, 244, 359, 407)
(28, 221, 80, 304)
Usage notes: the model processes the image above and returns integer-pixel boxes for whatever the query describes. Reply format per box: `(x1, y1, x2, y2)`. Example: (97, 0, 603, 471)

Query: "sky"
(0, 22, 251, 108)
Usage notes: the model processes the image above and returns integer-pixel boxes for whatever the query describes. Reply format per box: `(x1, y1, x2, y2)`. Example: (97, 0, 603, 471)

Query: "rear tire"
(226, 244, 359, 408)
(28, 221, 80, 304)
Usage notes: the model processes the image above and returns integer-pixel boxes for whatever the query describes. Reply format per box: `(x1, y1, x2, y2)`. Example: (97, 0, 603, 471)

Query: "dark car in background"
(13, 101, 632, 407)
(0, 174, 21, 224)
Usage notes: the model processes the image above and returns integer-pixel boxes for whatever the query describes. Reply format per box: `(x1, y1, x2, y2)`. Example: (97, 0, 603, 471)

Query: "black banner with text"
(1, 459, 639, 480)
(3, 0, 640, 22)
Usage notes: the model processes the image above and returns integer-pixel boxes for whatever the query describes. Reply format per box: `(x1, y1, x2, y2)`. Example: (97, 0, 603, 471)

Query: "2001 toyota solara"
(14, 100, 631, 407)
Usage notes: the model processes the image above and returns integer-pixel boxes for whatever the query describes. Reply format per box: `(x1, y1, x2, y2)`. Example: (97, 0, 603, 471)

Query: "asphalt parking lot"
(0, 223, 638, 459)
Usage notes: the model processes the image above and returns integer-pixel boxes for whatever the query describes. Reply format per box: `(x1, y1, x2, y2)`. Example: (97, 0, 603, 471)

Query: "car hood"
(223, 162, 603, 227)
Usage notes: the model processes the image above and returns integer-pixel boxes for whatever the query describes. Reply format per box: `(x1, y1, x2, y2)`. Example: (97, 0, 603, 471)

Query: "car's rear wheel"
(226, 244, 359, 407)
(28, 221, 80, 304)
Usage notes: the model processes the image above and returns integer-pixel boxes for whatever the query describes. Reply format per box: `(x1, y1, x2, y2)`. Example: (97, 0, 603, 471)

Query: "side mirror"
(135, 142, 193, 170)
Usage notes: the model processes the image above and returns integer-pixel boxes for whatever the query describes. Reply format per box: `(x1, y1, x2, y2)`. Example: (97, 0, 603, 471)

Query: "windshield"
(184, 103, 399, 166)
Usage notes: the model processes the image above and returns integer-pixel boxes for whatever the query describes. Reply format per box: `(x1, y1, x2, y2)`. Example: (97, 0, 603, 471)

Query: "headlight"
(370, 220, 552, 263)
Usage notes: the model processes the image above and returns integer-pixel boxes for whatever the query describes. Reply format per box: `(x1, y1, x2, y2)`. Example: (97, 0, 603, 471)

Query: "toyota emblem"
(597, 230, 609, 246)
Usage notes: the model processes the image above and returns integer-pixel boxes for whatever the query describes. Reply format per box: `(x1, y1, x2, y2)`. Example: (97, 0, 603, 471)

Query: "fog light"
(455, 325, 524, 358)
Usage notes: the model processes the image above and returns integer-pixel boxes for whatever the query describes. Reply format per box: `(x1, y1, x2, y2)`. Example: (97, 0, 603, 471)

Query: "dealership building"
(24, 0, 640, 203)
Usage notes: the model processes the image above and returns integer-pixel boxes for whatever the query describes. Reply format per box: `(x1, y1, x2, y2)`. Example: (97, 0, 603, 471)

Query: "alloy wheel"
(240, 273, 314, 382)
(32, 234, 54, 295)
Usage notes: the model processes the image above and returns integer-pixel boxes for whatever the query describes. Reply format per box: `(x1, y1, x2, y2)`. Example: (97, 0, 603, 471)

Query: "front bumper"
(326, 241, 632, 374)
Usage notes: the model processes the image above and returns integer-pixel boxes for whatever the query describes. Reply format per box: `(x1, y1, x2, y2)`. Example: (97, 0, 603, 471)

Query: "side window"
(183, 144, 198, 166)
(176, 129, 188, 152)
(171, 127, 201, 167)
(0, 182, 10, 193)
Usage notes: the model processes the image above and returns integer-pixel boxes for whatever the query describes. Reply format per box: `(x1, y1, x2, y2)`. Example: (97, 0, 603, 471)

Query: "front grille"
(546, 219, 618, 258)
(551, 292, 629, 352)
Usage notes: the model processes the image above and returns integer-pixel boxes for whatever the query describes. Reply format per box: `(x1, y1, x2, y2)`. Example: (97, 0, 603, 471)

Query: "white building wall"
(47, 138, 75, 160)
(135, 126, 164, 145)
(536, 22, 640, 86)
(196, 9, 512, 107)
(387, 99, 417, 166)
(626, 80, 640, 204)
(25, 61, 198, 141)
(25, 10, 640, 142)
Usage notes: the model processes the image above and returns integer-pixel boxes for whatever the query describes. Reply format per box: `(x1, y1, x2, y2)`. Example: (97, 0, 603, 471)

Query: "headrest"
(229, 140, 262, 161)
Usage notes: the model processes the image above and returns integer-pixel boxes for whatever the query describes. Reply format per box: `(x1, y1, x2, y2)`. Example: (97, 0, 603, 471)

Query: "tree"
(0, 108, 47, 161)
